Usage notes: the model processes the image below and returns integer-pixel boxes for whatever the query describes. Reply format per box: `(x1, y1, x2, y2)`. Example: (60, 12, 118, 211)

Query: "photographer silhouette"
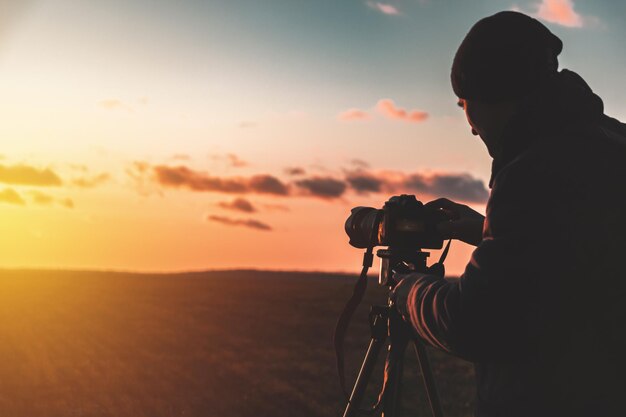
(391, 11, 626, 417)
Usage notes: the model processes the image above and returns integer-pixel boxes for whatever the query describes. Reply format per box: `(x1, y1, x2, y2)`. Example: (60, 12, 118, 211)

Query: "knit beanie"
(451, 11, 563, 102)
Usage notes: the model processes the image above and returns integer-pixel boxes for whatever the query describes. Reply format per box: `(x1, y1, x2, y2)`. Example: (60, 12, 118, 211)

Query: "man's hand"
(426, 198, 485, 246)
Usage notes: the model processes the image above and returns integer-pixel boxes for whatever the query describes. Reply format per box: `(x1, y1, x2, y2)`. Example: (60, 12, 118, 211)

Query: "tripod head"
(376, 247, 430, 287)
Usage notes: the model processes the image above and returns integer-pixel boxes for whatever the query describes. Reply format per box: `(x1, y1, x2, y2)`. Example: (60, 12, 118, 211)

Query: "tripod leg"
(382, 341, 407, 417)
(343, 336, 387, 417)
(413, 341, 444, 417)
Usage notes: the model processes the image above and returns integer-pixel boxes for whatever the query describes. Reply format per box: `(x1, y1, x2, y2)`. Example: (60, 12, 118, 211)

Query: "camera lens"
(344, 207, 382, 248)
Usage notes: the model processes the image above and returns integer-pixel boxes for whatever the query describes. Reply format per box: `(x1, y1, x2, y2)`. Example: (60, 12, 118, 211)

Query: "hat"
(451, 11, 563, 102)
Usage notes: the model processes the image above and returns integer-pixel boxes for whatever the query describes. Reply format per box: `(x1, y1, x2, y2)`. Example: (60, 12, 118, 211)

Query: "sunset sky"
(1, 0, 625, 275)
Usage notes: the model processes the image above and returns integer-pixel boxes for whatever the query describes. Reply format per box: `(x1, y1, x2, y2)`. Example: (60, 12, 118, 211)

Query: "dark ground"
(0, 269, 475, 417)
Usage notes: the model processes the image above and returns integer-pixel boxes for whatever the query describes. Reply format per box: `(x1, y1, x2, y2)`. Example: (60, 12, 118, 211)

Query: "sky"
(0, 0, 625, 275)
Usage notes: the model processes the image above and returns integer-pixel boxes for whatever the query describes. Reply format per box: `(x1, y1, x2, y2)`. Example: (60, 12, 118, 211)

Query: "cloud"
(285, 167, 306, 176)
(60, 198, 74, 209)
(218, 197, 257, 213)
(153, 165, 289, 196)
(139, 162, 487, 204)
(131, 161, 150, 174)
(98, 99, 125, 110)
(72, 173, 110, 188)
(155, 165, 248, 193)
(402, 173, 489, 203)
(0, 188, 25, 205)
(69, 164, 89, 173)
(24, 190, 75, 208)
(126, 161, 162, 196)
(28, 190, 54, 205)
(226, 153, 248, 168)
(0, 163, 62, 186)
(346, 172, 385, 194)
(338, 109, 371, 121)
(350, 159, 370, 169)
(248, 175, 290, 195)
(341, 169, 489, 203)
(209, 153, 249, 168)
(376, 99, 428, 122)
(295, 176, 347, 199)
(208, 215, 272, 231)
(515, 0, 597, 28)
(367, 1, 400, 15)
(340, 100, 429, 123)
(534, 0, 584, 27)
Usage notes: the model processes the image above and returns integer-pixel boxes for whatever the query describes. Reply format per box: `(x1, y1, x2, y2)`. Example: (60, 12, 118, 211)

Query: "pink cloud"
(152, 165, 290, 196)
(338, 109, 371, 121)
(367, 2, 400, 15)
(536, 0, 583, 27)
(344, 169, 489, 203)
(517, 0, 591, 28)
(407, 111, 429, 122)
(376, 99, 428, 123)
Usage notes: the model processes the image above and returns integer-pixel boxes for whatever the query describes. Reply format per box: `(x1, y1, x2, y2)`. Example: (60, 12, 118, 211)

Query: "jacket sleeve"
(404, 155, 557, 362)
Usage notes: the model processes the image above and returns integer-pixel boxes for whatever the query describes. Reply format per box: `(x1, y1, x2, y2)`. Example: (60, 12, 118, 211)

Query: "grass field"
(0, 269, 475, 417)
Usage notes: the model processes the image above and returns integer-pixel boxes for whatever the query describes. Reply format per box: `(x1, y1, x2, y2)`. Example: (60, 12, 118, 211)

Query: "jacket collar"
(488, 69, 604, 188)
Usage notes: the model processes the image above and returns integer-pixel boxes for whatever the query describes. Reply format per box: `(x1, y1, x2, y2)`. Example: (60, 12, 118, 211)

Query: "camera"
(338, 194, 449, 414)
(345, 194, 447, 250)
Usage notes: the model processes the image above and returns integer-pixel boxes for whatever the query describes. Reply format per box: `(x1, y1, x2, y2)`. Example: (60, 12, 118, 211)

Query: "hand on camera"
(425, 198, 485, 246)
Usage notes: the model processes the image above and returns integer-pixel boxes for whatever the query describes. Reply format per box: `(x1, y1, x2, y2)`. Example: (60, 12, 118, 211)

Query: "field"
(0, 269, 475, 417)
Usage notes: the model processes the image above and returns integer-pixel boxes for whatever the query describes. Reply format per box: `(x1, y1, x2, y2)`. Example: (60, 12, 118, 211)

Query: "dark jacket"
(405, 70, 626, 417)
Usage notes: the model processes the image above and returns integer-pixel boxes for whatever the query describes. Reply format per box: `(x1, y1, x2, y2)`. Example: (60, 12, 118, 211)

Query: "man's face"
(457, 98, 517, 159)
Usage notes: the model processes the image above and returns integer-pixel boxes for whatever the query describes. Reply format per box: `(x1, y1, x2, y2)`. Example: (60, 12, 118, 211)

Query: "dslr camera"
(345, 194, 449, 285)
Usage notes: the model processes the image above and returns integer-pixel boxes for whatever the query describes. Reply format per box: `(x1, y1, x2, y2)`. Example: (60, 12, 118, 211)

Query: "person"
(391, 11, 626, 417)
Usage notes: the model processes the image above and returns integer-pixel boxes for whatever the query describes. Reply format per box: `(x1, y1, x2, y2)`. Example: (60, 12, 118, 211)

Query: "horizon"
(0, 265, 375, 276)
(1, 0, 625, 276)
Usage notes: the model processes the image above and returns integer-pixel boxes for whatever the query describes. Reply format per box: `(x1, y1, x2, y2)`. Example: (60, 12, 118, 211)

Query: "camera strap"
(428, 239, 452, 277)
(333, 247, 374, 400)
(439, 239, 452, 263)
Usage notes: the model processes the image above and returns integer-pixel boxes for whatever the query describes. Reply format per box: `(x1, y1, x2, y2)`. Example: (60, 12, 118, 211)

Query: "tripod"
(342, 248, 444, 417)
